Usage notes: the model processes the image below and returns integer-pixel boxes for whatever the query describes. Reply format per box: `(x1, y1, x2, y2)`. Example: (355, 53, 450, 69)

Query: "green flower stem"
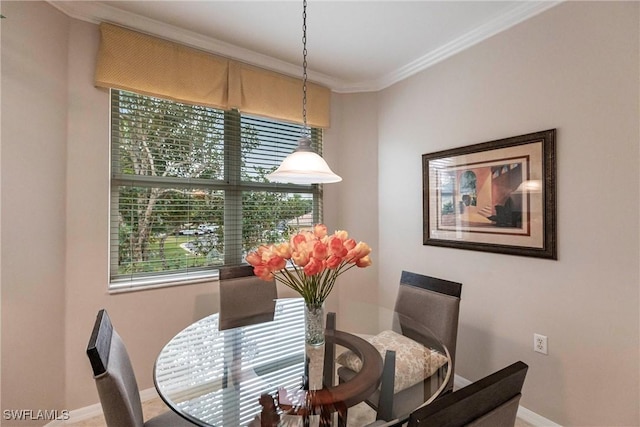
(271, 258, 363, 306)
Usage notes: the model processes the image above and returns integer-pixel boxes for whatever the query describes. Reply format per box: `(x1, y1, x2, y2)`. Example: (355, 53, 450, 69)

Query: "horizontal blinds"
(111, 90, 226, 182)
(240, 115, 306, 181)
(110, 90, 322, 287)
(96, 23, 331, 128)
(222, 113, 320, 268)
(239, 115, 319, 255)
(155, 299, 305, 425)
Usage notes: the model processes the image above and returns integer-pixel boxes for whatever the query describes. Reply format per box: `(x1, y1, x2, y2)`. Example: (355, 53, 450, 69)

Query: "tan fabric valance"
(95, 23, 229, 110)
(95, 23, 331, 128)
(228, 62, 330, 128)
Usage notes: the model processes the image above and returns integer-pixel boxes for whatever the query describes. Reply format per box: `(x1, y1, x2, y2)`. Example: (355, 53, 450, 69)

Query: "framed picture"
(422, 129, 556, 259)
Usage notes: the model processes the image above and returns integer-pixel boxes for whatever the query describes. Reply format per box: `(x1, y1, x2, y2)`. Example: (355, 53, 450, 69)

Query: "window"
(110, 90, 322, 290)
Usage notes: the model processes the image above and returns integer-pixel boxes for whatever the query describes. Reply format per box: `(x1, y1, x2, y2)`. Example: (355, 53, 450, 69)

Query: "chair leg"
(302, 356, 310, 390)
(376, 350, 396, 421)
(337, 404, 348, 427)
(323, 312, 337, 388)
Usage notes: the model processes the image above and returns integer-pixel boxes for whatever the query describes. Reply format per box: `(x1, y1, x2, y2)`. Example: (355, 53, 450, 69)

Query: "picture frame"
(422, 129, 557, 259)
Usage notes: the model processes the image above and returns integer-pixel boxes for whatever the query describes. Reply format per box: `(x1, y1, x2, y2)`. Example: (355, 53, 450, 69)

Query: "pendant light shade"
(267, 138, 342, 184)
(267, 0, 341, 185)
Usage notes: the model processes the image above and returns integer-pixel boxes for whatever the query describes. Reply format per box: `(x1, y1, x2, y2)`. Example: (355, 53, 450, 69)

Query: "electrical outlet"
(534, 333, 548, 355)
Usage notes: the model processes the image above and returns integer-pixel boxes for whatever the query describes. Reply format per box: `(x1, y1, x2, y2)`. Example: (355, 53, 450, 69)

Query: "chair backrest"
(394, 270, 462, 392)
(407, 361, 528, 427)
(86, 309, 144, 427)
(219, 275, 277, 330)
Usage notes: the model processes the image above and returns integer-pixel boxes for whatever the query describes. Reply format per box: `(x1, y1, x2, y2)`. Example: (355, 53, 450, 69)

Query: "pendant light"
(267, 0, 342, 184)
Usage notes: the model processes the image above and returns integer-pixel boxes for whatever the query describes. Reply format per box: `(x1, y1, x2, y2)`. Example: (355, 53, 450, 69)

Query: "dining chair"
(218, 274, 277, 330)
(86, 309, 194, 427)
(406, 361, 528, 427)
(337, 270, 462, 421)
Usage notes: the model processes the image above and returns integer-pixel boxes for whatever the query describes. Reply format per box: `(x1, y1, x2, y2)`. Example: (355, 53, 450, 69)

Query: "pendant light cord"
(302, 0, 309, 138)
(266, 0, 341, 183)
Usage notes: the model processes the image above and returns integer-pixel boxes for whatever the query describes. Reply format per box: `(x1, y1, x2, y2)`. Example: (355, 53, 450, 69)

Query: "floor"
(67, 396, 535, 426)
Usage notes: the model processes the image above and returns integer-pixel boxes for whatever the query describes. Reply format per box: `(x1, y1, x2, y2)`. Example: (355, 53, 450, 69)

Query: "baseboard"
(139, 387, 161, 402)
(516, 406, 562, 427)
(453, 373, 473, 389)
(44, 388, 160, 426)
(454, 374, 561, 427)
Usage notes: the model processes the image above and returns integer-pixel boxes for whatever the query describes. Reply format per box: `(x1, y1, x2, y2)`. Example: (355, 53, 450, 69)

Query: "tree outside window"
(110, 90, 321, 288)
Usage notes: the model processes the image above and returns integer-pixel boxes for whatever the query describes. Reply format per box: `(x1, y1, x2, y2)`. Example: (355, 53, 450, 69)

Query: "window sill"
(109, 270, 220, 294)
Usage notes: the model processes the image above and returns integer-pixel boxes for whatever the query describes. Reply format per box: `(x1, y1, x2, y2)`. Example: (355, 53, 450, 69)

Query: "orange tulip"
(328, 235, 348, 257)
(267, 255, 286, 271)
(292, 249, 311, 267)
(246, 251, 262, 267)
(313, 224, 328, 239)
(274, 242, 292, 259)
(356, 255, 372, 268)
(303, 257, 324, 276)
(347, 241, 371, 262)
(343, 238, 357, 251)
(247, 224, 371, 304)
(326, 255, 343, 269)
(312, 241, 328, 260)
(334, 230, 349, 241)
(291, 233, 307, 248)
(254, 265, 274, 280)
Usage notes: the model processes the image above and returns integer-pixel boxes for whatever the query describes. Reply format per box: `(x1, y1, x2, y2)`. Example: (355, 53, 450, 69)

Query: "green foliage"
(113, 91, 317, 277)
(243, 191, 313, 250)
(441, 201, 454, 215)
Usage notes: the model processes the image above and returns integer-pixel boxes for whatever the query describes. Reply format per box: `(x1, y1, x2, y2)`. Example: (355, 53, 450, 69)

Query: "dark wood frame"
(261, 312, 384, 427)
(422, 129, 556, 259)
(408, 361, 528, 426)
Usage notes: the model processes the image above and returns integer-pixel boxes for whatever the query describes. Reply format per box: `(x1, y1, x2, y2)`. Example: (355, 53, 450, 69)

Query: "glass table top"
(154, 298, 450, 426)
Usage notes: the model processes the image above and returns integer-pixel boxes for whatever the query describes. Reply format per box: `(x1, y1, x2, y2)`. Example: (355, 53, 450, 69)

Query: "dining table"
(153, 298, 451, 427)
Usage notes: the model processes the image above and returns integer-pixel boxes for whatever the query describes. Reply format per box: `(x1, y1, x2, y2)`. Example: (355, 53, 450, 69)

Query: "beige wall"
(328, 91, 380, 333)
(62, 17, 217, 409)
(0, 2, 343, 416)
(2, 1, 639, 426)
(373, 2, 638, 425)
(1, 2, 68, 423)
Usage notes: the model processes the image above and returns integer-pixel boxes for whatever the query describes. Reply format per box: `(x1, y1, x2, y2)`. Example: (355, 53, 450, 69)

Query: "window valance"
(95, 23, 331, 128)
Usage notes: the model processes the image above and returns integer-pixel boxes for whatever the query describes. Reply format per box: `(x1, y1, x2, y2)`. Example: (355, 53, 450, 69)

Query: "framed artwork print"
(422, 129, 556, 259)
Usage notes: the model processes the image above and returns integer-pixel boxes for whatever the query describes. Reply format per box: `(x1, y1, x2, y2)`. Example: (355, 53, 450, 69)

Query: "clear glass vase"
(304, 303, 325, 346)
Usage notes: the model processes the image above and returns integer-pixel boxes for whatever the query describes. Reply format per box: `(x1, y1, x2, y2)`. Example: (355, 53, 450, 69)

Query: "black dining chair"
(338, 270, 462, 421)
(218, 274, 277, 330)
(406, 361, 529, 427)
(86, 309, 194, 427)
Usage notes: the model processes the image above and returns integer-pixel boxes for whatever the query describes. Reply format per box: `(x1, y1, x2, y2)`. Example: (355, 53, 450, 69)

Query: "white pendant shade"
(267, 138, 342, 184)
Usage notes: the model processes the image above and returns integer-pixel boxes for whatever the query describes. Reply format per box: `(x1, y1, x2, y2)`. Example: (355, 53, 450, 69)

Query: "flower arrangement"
(245, 224, 372, 306)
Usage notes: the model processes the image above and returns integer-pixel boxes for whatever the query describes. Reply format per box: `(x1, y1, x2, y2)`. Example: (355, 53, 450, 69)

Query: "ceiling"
(50, 1, 560, 93)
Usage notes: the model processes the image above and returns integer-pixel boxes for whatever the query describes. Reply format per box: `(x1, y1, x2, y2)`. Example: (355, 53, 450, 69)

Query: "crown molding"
(46, 1, 343, 89)
(334, 1, 563, 93)
(48, 0, 561, 94)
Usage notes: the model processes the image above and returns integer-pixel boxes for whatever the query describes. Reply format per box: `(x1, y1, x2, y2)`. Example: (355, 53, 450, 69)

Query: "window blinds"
(110, 90, 322, 288)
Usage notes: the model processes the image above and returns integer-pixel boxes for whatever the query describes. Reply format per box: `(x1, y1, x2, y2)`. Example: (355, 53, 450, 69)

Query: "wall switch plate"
(534, 333, 548, 355)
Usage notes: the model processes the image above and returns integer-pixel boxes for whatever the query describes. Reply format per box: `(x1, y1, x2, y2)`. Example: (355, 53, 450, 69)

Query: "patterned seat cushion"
(336, 330, 448, 393)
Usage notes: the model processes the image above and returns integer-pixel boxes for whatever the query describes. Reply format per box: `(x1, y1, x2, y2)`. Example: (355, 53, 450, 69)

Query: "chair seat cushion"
(336, 330, 447, 393)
